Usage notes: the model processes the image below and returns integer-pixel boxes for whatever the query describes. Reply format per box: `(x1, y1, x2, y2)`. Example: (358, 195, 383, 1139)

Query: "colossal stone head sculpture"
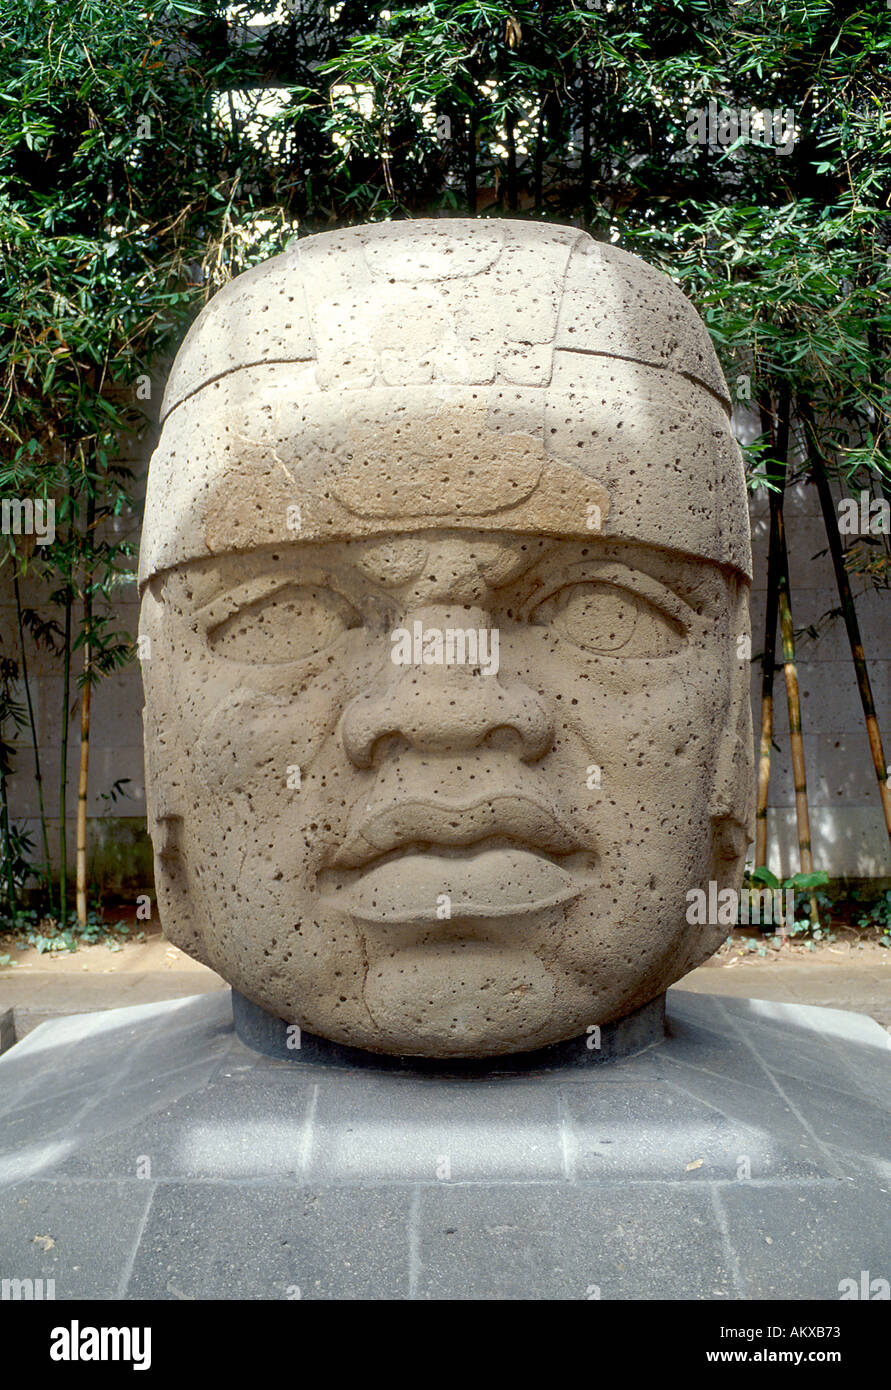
(138, 219, 753, 1058)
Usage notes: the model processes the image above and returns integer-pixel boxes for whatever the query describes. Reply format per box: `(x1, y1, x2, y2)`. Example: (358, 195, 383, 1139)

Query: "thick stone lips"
(319, 795, 595, 927)
(324, 846, 587, 925)
(330, 791, 582, 868)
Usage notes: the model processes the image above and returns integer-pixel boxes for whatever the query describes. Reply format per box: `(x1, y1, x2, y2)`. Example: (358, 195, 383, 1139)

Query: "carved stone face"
(139, 220, 753, 1057)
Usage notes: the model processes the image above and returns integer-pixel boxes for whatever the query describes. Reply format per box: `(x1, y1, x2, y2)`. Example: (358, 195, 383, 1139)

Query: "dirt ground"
(678, 931, 891, 1030)
(1, 921, 888, 1043)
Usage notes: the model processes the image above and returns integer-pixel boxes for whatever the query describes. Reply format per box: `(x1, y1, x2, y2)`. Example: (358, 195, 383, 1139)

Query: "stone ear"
(140, 585, 182, 828)
(140, 591, 205, 959)
(149, 814, 205, 960)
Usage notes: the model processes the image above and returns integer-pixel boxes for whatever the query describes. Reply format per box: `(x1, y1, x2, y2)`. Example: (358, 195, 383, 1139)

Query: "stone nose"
(340, 607, 554, 768)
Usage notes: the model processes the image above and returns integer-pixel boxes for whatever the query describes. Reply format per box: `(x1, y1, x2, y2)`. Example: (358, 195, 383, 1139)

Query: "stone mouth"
(317, 840, 595, 925)
(330, 793, 583, 870)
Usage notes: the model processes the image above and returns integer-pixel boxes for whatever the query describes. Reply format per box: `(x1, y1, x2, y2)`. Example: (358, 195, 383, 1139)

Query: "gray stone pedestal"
(0, 988, 887, 1300)
(231, 988, 667, 1070)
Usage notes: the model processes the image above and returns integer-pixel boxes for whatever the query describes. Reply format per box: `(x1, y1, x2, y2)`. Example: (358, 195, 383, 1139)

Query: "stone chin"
(361, 942, 559, 1057)
(145, 828, 746, 1058)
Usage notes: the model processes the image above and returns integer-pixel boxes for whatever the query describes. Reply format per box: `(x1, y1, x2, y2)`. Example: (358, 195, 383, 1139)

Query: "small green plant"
(734, 934, 785, 957)
(0, 905, 137, 953)
(745, 868, 832, 942)
(854, 890, 891, 947)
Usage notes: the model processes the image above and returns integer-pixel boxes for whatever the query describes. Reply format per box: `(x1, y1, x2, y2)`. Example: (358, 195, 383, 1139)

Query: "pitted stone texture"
(138, 219, 754, 1058)
(0, 992, 887, 1300)
(160, 222, 730, 419)
(554, 234, 730, 401)
(142, 220, 749, 584)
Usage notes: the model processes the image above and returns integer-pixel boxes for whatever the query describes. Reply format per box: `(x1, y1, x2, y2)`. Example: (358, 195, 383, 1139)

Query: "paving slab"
(416, 1183, 733, 1301)
(0, 988, 887, 1300)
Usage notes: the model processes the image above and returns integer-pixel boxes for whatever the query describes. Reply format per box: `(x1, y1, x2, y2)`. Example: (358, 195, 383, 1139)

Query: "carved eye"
(208, 585, 361, 663)
(530, 581, 683, 657)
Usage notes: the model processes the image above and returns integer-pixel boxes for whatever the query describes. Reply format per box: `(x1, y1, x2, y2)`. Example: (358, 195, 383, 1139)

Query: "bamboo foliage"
(2, 0, 890, 918)
(0, 0, 291, 920)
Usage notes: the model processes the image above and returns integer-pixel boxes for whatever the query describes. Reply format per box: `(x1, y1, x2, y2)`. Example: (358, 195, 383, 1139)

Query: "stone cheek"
(138, 219, 754, 1058)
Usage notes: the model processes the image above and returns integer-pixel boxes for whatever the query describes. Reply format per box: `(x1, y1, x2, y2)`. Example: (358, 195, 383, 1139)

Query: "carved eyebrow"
(481, 536, 562, 589)
(192, 572, 317, 631)
(526, 559, 698, 623)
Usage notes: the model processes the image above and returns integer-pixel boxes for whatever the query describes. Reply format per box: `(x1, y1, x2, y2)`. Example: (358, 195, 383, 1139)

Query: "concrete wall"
(3, 425, 889, 893)
(748, 478, 890, 880)
(1, 415, 156, 898)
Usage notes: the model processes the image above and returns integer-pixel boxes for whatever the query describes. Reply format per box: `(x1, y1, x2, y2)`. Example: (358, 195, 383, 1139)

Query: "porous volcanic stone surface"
(138, 219, 754, 1057)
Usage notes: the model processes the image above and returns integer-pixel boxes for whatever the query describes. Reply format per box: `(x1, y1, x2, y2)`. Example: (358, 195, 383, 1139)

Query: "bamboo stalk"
(772, 392, 819, 926)
(58, 542, 73, 925)
(75, 482, 96, 927)
(580, 55, 591, 224)
(75, 618, 92, 927)
(464, 103, 477, 214)
(533, 90, 545, 213)
(0, 771, 15, 913)
(74, 679, 91, 924)
(13, 572, 52, 897)
(755, 400, 780, 868)
(0, 681, 17, 913)
(800, 401, 891, 846)
(776, 531, 818, 911)
(505, 103, 517, 211)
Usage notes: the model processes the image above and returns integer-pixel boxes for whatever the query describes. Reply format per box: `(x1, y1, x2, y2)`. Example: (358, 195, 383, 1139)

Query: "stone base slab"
(0, 989, 887, 1300)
